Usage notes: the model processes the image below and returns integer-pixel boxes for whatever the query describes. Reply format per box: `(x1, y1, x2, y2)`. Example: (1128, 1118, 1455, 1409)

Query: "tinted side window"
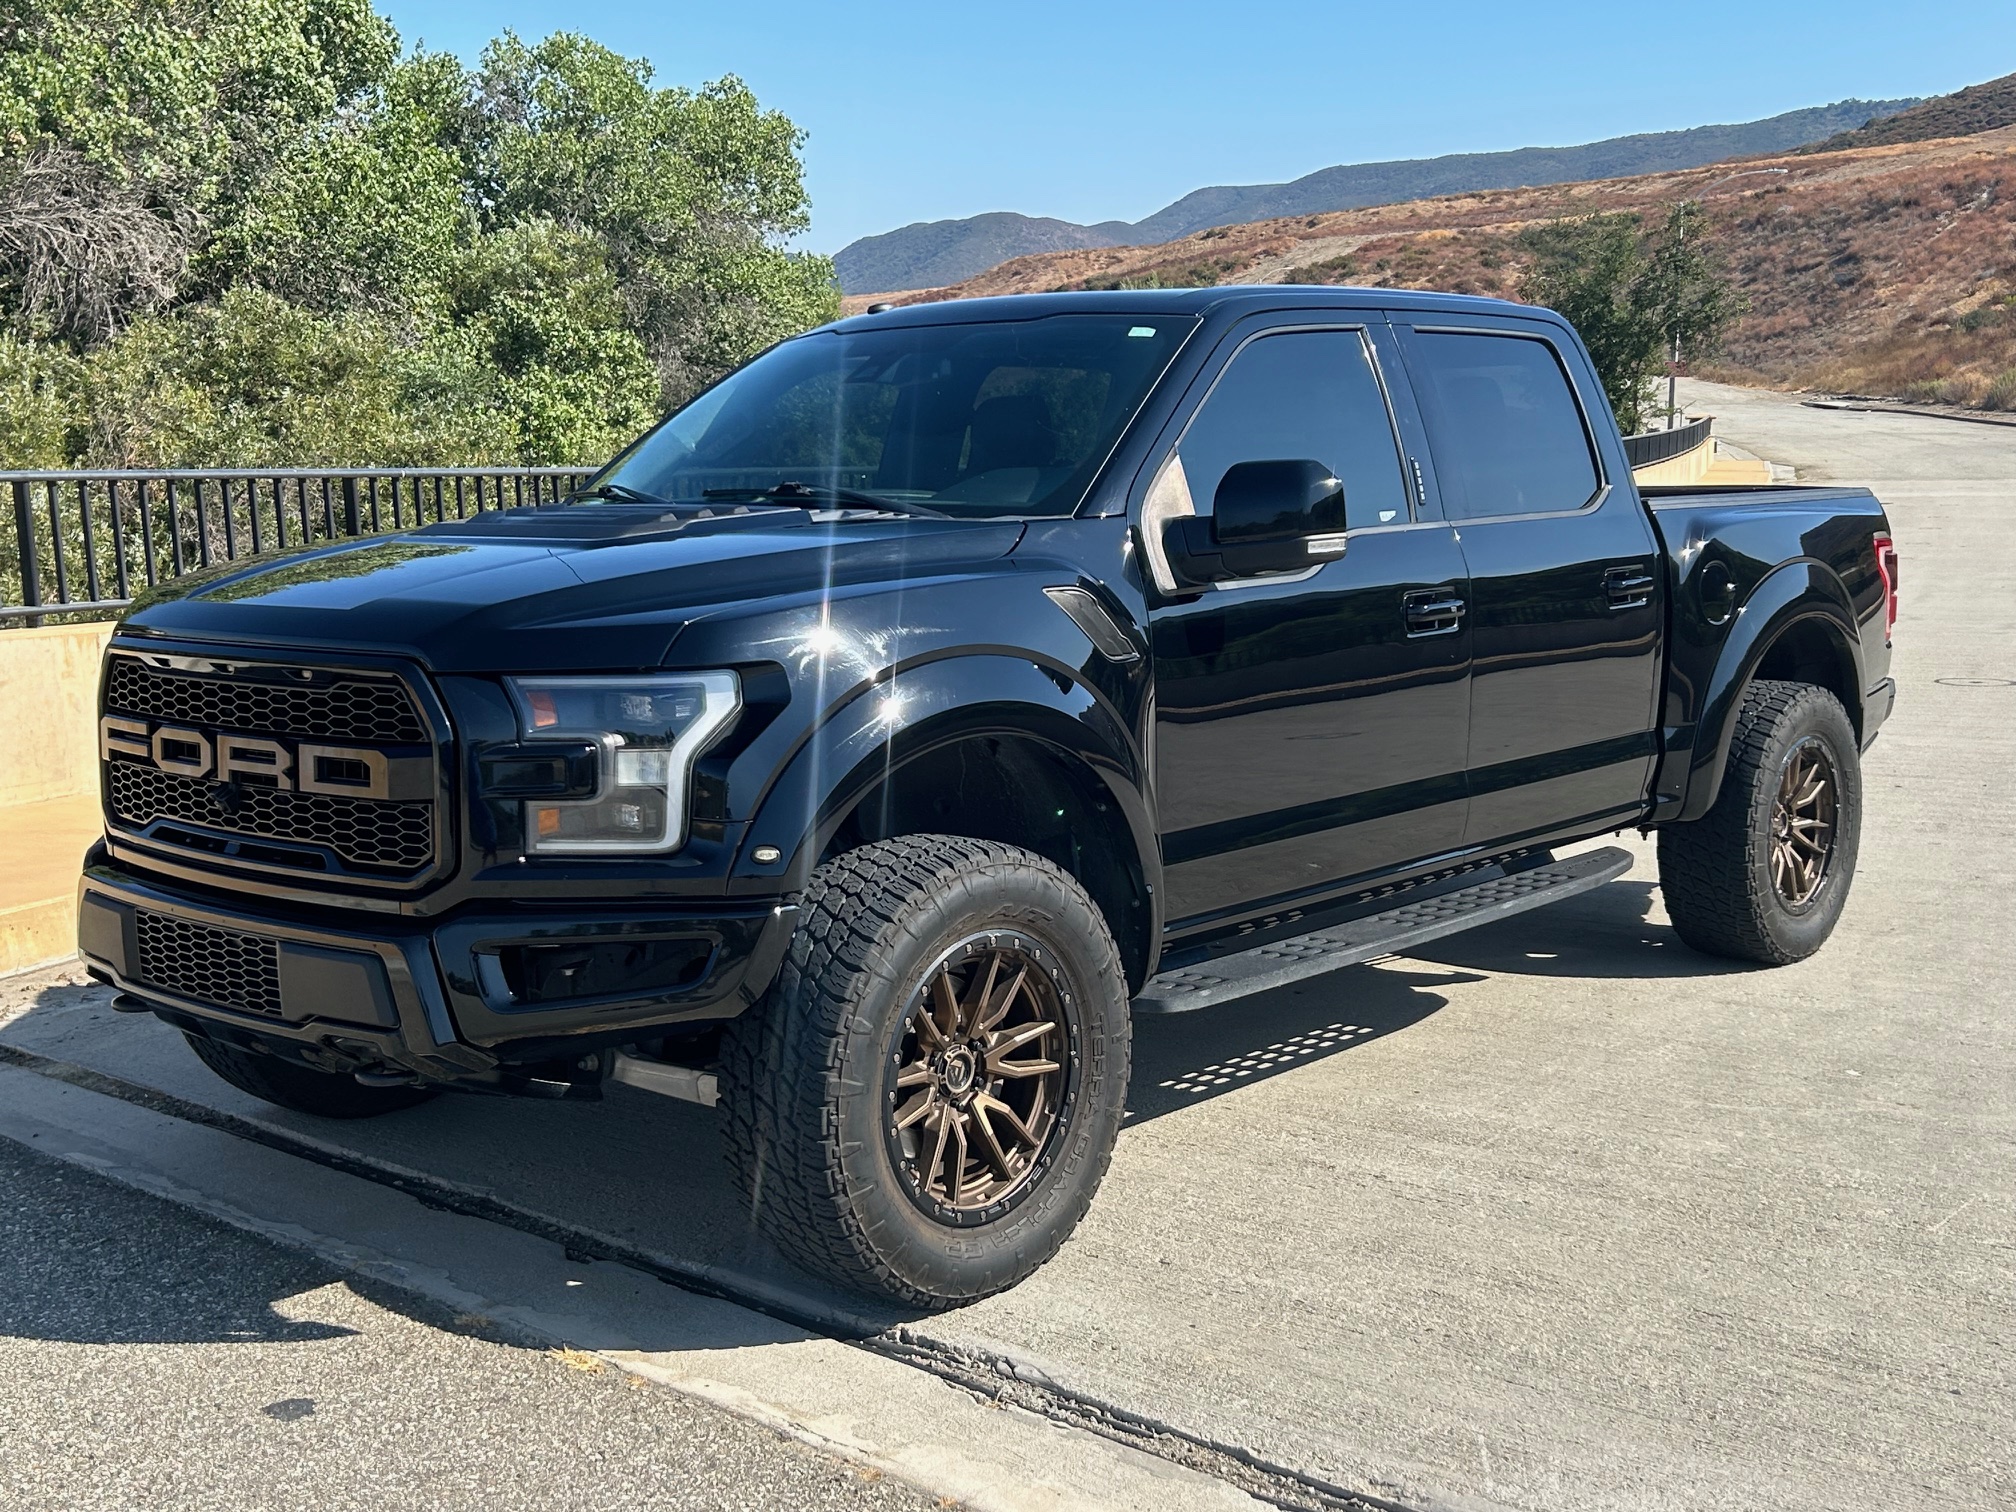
(1178, 330, 1410, 531)
(1406, 331, 1601, 519)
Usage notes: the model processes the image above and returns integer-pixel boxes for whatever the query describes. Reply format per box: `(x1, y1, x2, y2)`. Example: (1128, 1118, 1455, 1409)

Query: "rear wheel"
(1657, 679, 1862, 964)
(720, 835, 1130, 1308)
(183, 1033, 441, 1119)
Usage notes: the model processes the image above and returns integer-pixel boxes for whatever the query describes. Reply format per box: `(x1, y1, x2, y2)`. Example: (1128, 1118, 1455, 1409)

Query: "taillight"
(1872, 532, 1899, 644)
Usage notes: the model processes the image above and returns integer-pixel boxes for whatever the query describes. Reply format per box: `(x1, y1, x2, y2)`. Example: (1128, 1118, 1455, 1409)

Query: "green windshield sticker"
(1127, 326, 1157, 337)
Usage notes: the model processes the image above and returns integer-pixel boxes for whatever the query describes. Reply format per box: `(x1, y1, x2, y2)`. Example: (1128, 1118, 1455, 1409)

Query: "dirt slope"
(848, 127, 2016, 409)
(1798, 70, 2016, 154)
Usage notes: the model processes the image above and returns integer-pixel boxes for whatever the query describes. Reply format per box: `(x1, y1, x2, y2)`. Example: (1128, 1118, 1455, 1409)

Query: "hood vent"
(413, 501, 814, 547)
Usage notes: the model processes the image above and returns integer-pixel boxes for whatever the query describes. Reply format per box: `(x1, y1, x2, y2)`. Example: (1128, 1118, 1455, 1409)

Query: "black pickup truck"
(77, 288, 1898, 1306)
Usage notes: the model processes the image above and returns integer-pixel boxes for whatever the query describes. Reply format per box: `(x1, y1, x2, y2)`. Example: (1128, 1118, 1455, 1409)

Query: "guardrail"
(1622, 416, 1712, 471)
(2, 465, 594, 624)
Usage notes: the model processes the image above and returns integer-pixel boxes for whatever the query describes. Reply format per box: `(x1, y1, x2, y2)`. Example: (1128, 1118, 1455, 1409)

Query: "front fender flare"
(732, 653, 1161, 923)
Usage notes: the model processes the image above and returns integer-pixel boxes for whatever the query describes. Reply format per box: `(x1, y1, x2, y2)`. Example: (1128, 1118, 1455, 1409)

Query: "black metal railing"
(2, 465, 595, 624)
(1622, 416, 1712, 471)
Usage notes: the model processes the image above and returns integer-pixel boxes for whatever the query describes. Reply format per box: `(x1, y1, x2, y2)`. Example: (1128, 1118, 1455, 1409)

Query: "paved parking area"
(2, 383, 2010, 1510)
(0, 1141, 939, 1512)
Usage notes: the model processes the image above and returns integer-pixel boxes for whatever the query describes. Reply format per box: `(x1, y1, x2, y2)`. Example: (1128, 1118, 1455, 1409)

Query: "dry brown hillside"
(849, 126, 2016, 411)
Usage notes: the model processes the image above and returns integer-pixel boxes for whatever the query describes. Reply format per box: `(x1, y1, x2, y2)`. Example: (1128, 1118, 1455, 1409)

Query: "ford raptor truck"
(76, 288, 1899, 1306)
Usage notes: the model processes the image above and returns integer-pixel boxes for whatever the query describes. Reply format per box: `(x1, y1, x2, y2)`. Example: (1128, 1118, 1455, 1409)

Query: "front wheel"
(719, 835, 1130, 1308)
(1658, 679, 1863, 964)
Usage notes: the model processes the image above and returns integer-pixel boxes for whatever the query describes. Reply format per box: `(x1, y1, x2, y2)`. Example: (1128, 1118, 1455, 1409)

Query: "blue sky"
(382, 1, 2016, 253)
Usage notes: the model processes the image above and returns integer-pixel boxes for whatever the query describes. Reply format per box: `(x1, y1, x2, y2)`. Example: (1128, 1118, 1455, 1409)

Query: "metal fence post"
(341, 476, 362, 537)
(11, 479, 40, 611)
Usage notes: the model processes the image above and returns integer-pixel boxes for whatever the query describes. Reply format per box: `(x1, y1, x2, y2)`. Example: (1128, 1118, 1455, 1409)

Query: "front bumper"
(77, 851, 796, 1087)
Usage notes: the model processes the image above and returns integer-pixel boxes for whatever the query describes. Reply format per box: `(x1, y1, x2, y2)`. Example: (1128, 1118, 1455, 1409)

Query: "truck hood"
(117, 505, 1026, 672)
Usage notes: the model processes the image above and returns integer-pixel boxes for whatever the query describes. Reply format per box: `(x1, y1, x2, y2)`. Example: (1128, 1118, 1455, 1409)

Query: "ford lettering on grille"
(99, 654, 440, 882)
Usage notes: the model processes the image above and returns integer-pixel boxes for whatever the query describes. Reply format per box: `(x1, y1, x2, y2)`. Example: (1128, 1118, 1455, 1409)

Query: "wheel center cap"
(940, 1047, 978, 1097)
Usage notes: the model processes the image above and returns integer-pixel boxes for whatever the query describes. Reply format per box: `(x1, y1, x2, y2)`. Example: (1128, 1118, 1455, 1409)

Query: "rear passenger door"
(1389, 316, 1663, 847)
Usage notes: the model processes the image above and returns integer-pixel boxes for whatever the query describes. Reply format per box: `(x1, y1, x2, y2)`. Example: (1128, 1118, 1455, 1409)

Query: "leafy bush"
(1520, 203, 1746, 433)
(0, 5, 838, 470)
(1280, 253, 1360, 284)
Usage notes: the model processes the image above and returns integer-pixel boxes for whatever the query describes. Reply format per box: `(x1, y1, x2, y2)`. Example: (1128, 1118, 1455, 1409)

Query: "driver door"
(1145, 321, 1473, 934)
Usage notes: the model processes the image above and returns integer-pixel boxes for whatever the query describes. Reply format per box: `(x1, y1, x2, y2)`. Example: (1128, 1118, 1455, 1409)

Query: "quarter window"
(1176, 330, 1411, 532)
(1406, 331, 1601, 519)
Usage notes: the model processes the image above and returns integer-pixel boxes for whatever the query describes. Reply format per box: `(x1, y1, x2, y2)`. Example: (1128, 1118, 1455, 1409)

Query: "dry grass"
(863, 126, 2016, 412)
(1796, 298, 2016, 407)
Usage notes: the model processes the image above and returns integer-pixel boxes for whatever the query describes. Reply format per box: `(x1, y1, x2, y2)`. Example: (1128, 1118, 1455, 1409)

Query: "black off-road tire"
(719, 835, 1131, 1308)
(1658, 679, 1863, 964)
(183, 1032, 441, 1119)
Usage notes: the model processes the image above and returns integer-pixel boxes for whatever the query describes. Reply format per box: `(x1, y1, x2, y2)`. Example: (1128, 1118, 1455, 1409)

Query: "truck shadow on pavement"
(1126, 877, 1756, 1123)
(1126, 963, 1476, 1125)
(1395, 879, 1764, 980)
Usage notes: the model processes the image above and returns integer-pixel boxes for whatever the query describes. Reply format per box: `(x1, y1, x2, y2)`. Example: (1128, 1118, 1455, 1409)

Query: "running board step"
(1134, 846, 1633, 1015)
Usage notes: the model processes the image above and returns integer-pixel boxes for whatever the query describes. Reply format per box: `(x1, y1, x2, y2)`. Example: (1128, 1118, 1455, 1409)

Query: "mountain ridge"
(835, 95, 1919, 294)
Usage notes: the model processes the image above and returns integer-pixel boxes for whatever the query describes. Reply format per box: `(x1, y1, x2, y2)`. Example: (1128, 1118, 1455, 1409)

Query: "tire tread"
(719, 834, 1125, 1307)
(1658, 679, 1856, 964)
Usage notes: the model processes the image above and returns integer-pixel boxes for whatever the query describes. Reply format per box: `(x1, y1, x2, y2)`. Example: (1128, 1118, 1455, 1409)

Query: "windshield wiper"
(565, 481, 670, 505)
(703, 481, 946, 518)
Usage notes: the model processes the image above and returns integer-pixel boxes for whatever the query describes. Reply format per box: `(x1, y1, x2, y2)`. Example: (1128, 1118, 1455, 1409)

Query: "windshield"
(596, 314, 1196, 519)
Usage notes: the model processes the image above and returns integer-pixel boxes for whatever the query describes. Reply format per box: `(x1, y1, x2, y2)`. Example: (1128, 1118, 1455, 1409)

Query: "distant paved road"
(0, 1140, 938, 1512)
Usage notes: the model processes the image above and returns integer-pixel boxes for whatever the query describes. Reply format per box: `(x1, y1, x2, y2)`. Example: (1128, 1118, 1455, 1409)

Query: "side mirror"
(1161, 459, 1348, 587)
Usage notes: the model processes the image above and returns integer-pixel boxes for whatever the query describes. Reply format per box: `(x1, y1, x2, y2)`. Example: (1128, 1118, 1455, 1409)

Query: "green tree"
(0, 0, 399, 339)
(1520, 213, 1663, 432)
(73, 284, 507, 467)
(1636, 200, 1749, 417)
(464, 32, 839, 403)
(0, 7, 837, 469)
(195, 51, 471, 320)
(443, 222, 661, 463)
(1519, 203, 1744, 433)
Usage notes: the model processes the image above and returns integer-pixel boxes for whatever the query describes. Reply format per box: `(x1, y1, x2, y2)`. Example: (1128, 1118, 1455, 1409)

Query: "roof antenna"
(866, 302, 896, 314)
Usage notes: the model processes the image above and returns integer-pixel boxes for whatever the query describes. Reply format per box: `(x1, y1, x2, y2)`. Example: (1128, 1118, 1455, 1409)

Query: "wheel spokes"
(889, 939, 1069, 1214)
(969, 1100, 1017, 1178)
(986, 1020, 1057, 1079)
(958, 953, 1001, 1037)
(1770, 740, 1840, 907)
(924, 1105, 957, 1202)
(928, 970, 961, 1044)
(973, 1091, 1038, 1149)
(977, 963, 1029, 1035)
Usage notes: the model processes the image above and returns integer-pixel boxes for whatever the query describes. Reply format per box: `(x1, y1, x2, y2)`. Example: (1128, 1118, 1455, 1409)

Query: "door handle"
(1404, 587, 1466, 637)
(1605, 565, 1655, 610)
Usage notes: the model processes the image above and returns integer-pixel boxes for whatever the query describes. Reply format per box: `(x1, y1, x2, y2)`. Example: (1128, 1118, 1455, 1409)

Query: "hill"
(854, 123, 2016, 414)
(833, 95, 1918, 293)
(833, 213, 1126, 302)
(1798, 70, 2016, 153)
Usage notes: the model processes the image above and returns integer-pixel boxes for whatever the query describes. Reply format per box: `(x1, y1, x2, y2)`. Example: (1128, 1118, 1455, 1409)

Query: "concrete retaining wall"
(4, 622, 115, 805)
(3, 621, 114, 973)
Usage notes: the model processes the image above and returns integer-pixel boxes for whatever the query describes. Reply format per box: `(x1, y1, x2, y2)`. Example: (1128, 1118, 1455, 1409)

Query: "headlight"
(504, 673, 740, 854)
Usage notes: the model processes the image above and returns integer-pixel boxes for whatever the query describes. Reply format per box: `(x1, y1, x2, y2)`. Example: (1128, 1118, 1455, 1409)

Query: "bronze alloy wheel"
(886, 931, 1074, 1224)
(1771, 736, 1839, 909)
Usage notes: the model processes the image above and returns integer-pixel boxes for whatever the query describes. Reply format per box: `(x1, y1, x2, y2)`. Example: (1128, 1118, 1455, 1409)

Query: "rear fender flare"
(1670, 562, 1864, 822)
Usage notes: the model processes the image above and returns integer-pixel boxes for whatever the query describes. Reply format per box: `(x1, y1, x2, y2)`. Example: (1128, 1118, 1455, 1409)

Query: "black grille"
(109, 763, 434, 872)
(135, 911, 283, 1016)
(105, 657, 427, 743)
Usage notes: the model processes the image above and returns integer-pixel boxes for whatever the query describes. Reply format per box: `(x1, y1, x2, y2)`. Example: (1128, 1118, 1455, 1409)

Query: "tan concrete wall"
(1630, 434, 1715, 486)
(1, 622, 116, 805)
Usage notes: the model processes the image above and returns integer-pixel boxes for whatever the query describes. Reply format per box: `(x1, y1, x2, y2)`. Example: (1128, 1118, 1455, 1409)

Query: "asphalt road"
(2, 382, 2010, 1510)
(0, 1140, 938, 1512)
